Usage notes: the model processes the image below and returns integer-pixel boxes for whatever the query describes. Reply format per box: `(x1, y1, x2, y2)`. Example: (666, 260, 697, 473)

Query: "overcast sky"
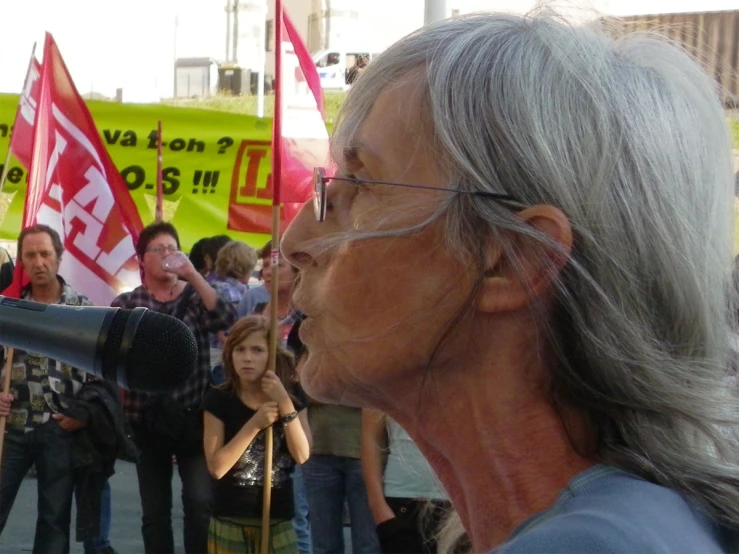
(1, 0, 736, 102)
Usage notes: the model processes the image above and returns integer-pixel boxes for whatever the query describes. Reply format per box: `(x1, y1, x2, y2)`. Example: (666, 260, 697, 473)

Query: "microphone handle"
(0, 297, 114, 374)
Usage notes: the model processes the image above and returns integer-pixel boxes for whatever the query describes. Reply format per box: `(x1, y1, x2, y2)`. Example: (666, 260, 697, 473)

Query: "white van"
(312, 49, 380, 90)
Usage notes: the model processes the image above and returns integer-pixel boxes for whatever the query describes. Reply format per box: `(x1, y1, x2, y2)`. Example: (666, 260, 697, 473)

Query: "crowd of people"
(0, 223, 442, 554)
(2, 7, 739, 554)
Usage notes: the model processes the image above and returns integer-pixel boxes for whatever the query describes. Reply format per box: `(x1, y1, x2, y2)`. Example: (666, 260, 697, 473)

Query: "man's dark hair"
(136, 221, 180, 259)
(189, 238, 208, 273)
(17, 224, 64, 260)
(203, 235, 232, 264)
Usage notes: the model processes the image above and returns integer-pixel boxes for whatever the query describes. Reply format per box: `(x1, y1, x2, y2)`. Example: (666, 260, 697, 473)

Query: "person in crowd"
(202, 235, 233, 282)
(299, 394, 379, 554)
(202, 315, 310, 553)
(361, 409, 452, 553)
(237, 240, 277, 318)
(347, 55, 368, 85)
(112, 221, 236, 554)
(0, 245, 15, 292)
(240, 242, 310, 554)
(189, 238, 209, 277)
(282, 11, 739, 553)
(209, 241, 258, 385)
(0, 224, 96, 553)
(327, 53, 340, 67)
(251, 251, 300, 343)
(70, 376, 137, 554)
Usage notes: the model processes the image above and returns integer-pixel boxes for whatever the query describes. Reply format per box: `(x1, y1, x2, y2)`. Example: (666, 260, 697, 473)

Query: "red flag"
(3, 33, 143, 304)
(274, 7, 331, 206)
(9, 56, 42, 170)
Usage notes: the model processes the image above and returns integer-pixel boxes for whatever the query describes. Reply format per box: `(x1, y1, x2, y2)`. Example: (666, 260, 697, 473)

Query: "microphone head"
(101, 309, 198, 392)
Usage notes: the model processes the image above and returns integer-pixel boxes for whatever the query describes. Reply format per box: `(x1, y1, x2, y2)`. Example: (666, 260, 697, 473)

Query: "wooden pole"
(156, 120, 163, 221)
(261, 208, 280, 554)
(262, 0, 284, 549)
(0, 348, 15, 480)
(262, 0, 283, 549)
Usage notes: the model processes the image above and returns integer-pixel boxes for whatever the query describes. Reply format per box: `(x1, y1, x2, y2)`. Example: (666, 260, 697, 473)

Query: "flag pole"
(0, 42, 37, 195)
(261, 0, 283, 551)
(0, 347, 15, 481)
(156, 120, 163, 221)
(0, 41, 37, 478)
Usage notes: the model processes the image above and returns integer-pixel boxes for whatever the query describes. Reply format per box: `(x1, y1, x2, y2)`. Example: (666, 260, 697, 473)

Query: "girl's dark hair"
(220, 315, 297, 398)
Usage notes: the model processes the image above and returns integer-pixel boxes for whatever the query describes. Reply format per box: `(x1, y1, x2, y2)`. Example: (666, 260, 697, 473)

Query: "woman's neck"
(144, 275, 180, 300)
(238, 383, 269, 406)
(377, 321, 594, 552)
(267, 294, 292, 319)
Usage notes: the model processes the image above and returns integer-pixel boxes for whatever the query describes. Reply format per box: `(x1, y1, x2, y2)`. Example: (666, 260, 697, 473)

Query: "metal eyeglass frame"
(312, 167, 526, 222)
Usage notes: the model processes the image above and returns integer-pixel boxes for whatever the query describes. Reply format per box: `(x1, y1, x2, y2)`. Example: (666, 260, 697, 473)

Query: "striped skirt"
(208, 516, 298, 554)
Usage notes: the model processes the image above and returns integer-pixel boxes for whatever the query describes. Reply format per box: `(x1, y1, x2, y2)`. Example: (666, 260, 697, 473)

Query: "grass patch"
(162, 92, 347, 125)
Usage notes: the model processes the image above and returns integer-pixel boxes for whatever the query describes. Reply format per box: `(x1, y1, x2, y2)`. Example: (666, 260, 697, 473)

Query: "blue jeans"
(292, 465, 312, 554)
(82, 480, 111, 553)
(302, 455, 379, 554)
(0, 420, 75, 554)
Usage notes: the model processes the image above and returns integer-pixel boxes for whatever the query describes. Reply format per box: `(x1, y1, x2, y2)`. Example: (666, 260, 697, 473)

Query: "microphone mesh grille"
(126, 310, 198, 392)
(99, 309, 198, 393)
(100, 310, 130, 383)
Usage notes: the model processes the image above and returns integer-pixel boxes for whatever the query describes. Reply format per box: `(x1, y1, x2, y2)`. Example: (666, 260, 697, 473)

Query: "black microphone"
(0, 296, 198, 392)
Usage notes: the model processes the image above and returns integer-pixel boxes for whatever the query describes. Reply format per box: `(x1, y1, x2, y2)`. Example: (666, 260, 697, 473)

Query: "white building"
(225, 0, 544, 91)
(222, 0, 739, 94)
(174, 58, 219, 98)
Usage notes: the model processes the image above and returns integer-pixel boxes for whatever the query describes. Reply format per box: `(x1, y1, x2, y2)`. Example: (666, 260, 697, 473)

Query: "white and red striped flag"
(3, 33, 143, 304)
(273, 6, 331, 215)
(7, 55, 42, 171)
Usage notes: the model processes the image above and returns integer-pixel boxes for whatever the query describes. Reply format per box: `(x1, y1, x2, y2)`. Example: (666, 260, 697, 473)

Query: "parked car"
(312, 49, 380, 90)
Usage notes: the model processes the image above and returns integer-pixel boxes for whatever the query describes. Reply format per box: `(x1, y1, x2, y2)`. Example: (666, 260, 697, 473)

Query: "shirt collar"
(21, 275, 68, 304)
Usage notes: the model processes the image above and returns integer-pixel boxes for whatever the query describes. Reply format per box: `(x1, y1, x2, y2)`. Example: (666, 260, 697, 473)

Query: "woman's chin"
(299, 354, 371, 408)
(298, 355, 343, 404)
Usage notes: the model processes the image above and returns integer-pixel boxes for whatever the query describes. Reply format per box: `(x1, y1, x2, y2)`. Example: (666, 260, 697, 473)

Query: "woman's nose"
(282, 202, 319, 270)
(283, 187, 343, 270)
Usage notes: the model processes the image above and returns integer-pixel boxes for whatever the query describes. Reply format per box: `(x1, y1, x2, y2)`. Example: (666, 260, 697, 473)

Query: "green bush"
(163, 95, 739, 153)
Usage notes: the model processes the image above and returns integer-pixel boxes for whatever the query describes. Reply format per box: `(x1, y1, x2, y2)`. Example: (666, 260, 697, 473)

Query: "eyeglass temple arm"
(322, 175, 522, 204)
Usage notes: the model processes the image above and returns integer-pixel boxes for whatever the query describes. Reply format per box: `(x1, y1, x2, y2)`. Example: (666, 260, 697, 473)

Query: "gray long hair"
(331, 8, 739, 543)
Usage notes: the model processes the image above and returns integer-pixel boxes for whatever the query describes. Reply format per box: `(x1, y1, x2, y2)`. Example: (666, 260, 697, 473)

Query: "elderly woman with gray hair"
(281, 10, 739, 554)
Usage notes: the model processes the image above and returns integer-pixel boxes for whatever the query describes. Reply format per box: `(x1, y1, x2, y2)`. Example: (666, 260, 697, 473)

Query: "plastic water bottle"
(162, 251, 188, 272)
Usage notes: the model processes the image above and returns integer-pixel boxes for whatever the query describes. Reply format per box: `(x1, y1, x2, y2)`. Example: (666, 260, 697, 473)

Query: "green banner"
(0, 93, 293, 252)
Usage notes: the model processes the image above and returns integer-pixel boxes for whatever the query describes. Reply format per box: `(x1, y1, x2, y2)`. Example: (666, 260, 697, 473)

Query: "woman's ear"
(476, 205, 572, 313)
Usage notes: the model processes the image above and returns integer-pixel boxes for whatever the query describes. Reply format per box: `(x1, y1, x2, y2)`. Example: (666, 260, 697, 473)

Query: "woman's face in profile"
(283, 82, 477, 408)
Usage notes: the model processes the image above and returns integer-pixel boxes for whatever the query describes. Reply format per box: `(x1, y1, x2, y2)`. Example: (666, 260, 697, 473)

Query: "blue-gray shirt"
(493, 465, 738, 553)
(237, 285, 271, 318)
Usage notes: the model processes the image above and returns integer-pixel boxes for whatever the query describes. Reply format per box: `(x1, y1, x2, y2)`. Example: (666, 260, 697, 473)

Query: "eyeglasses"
(312, 167, 525, 222)
(146, 245, 179, 256)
